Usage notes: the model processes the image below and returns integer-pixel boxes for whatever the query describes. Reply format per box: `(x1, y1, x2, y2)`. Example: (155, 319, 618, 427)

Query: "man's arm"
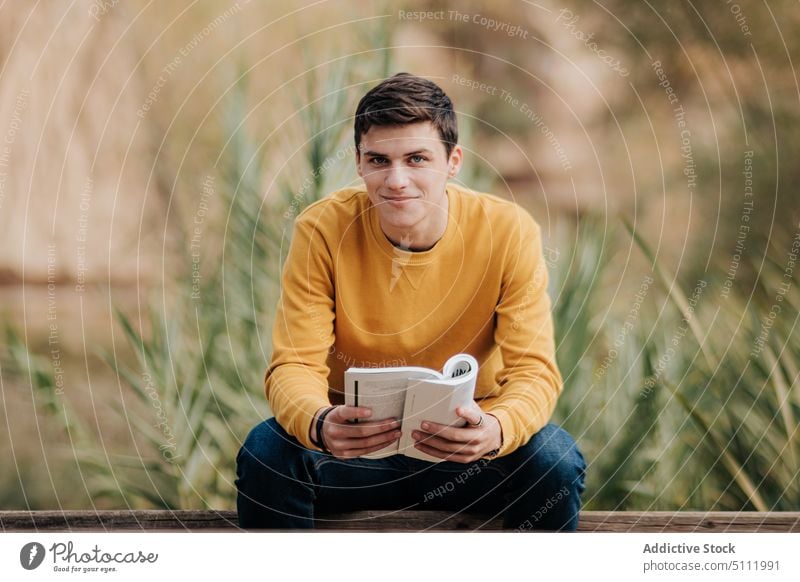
(265, 215, 402, 455)
(264, 216, 336, 451)
(481, 210, 563, 457)
(411, 208, 562, 462)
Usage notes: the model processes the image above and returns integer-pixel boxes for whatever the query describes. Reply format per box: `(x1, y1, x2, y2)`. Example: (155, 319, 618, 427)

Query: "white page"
(349, 376, 407, 424)
(344, 369, 442, 418)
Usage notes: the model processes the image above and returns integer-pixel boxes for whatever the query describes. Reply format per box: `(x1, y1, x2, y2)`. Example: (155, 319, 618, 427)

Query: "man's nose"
(384, 166, 410, 189)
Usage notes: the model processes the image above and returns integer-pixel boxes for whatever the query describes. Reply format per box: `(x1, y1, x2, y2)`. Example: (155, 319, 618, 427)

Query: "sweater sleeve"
(264, 215, 335, 451)
(481, 211, 563, 457)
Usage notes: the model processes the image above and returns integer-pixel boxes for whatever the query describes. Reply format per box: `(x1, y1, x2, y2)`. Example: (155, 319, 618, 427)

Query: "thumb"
(456, 405, 483, 426)
(335, 405, 373, 422)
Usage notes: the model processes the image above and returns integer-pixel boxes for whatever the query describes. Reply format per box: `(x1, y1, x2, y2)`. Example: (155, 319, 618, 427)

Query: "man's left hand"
(412, 404, 502, 463)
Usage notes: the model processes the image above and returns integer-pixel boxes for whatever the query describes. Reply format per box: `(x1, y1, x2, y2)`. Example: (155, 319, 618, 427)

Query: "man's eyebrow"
(363, 148, 435, 157)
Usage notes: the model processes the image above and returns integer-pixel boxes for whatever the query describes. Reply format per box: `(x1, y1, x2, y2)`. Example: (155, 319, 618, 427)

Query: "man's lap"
(239, 416, 583, 513)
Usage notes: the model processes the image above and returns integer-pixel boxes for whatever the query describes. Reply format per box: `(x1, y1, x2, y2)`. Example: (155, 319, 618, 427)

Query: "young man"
(235, 73, 585, 530)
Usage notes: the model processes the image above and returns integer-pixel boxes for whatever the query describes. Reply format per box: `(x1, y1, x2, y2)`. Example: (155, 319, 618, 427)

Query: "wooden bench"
(2, 510, 799, 532)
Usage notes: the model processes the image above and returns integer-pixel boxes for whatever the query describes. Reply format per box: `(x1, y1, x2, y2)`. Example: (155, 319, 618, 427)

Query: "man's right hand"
(312, 405, 401, 459)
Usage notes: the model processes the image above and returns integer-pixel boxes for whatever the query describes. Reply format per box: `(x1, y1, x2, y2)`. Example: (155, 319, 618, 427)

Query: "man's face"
(356, 121, 462, 246)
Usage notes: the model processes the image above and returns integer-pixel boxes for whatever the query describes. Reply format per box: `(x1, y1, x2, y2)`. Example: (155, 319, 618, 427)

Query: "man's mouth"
(381, 195, 418, 203)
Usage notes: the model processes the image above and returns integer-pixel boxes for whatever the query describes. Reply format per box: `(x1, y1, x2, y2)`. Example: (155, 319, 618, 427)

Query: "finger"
(329, 418, 400, 439)
(417, 420, 475, 442)
(413, 441, 473, 463)
(333, 406, 373, 422)
(339, 428, 402, 451)
(337, 434, 402, 458)
(327, 424, 400, 449)
(412, 430, 480, 455)
(456, 406, 483, 426)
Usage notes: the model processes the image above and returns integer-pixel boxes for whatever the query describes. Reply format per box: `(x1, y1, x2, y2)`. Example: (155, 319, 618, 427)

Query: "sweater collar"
(367, 184, 461, 267)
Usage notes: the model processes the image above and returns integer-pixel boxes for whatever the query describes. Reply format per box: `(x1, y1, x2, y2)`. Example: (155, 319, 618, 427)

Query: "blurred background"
(0, 0, 798, 512)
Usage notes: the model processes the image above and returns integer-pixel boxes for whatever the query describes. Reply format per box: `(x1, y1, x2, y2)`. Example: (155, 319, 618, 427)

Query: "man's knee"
(516, 424, 586, 492)
(236, 417, 305, 475)
(236, 417, 316, 528)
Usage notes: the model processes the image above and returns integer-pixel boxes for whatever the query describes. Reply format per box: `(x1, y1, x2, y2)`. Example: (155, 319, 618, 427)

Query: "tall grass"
(552, 219, 799, 511)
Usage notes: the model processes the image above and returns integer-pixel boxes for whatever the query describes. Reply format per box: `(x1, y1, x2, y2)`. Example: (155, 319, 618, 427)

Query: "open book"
(344, 353, 478, 462)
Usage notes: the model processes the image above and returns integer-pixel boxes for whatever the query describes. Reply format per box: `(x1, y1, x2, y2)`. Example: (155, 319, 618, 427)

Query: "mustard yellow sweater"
(264, 184, 563, 458)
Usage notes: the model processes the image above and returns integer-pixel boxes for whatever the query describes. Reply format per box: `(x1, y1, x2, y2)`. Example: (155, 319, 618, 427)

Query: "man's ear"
(355, 150, 363, 177)
(447, 144, 463, 178)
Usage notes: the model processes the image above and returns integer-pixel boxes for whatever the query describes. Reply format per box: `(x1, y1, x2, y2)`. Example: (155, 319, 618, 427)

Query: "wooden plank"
(316, 510, 504, 531)
(315, 511, 800, 532)
(0, 510, 239, 532)
(577, 512, 800, 533)
(1, 510, 798, 532)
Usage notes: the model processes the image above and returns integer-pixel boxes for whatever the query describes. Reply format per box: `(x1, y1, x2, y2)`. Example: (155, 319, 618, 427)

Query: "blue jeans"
(235, 417, 586, 531)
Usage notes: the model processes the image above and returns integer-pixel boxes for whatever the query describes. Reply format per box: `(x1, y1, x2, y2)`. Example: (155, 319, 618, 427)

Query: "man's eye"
(369, 157, 387, 165)
(410, 155, 427, 163)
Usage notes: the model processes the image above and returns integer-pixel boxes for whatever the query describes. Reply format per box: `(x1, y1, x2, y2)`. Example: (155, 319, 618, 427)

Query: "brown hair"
(354, 72, 458, 157)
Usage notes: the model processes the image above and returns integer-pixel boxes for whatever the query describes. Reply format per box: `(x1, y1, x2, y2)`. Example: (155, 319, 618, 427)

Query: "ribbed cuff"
(482, 408, 514, 458)
(296, 398, 334, 451)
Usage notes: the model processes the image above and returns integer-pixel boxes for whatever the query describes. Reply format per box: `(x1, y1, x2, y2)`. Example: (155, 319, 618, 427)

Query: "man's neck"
(390, 235, 433, 252)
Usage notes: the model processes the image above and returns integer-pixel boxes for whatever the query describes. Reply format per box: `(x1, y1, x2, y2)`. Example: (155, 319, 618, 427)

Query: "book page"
(348, 376, 408, 422)
(440, 353, 479, 385)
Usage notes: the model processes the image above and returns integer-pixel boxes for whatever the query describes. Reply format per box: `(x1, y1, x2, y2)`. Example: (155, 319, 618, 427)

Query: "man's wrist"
(484, 412, 503, 458)
(309, 406, 331, 444)
(310, 405, 335, 451)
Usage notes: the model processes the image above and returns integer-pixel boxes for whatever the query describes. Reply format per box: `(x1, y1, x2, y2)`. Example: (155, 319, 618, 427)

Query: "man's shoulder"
(452, 183, 539, 235)
(295, 187, 367, 225)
